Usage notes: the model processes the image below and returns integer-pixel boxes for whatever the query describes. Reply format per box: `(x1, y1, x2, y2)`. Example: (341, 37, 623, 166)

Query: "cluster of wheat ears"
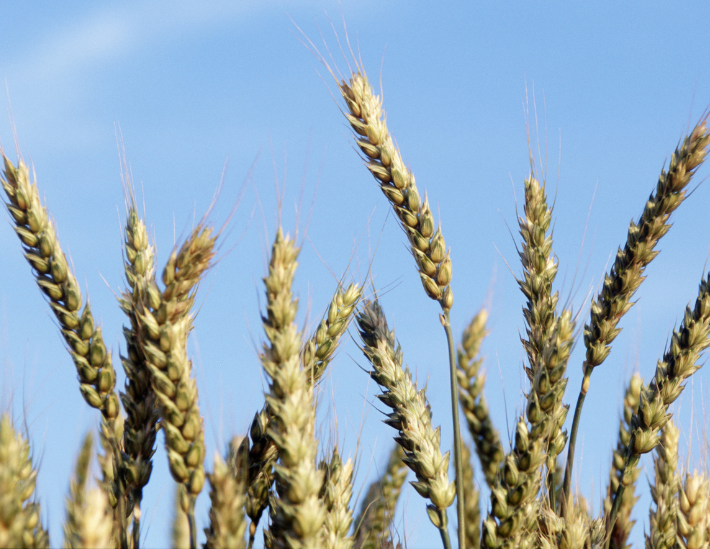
(1, 43, 710, 549)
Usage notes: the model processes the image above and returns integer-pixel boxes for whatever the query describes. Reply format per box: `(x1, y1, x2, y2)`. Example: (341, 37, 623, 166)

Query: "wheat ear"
(119, 199, 161, 549)
(245, 280, 360, 544)
(677, 471, 709, 549)
(204, 453, 247, 549)
(320, 450, 354, 549)
(461, 443, 481, 549)
(564, 119, 710, 508)
(356, 299, 455, 549)
(259, 228, 325, 549)
(602, 373, 643, 549)
(63, 431, 95, 548)
(645, 420, 680, 549)
(138, 224, 216, 548)
(0, 414, 49, 549)
(171, 484, 191, 549)
(607, 270, 710, 538)
(456, 309, 505, 489)
(352, 444, 408, 549)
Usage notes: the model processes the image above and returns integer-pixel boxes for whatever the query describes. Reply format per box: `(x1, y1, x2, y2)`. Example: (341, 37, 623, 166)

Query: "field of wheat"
(1, 3, 710, 549)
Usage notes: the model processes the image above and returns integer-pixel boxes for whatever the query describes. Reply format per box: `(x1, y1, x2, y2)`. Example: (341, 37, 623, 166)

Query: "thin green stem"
(188, 497, 197, 549)
(443, 311, 465, 549)
(118, 489, 128, 549)
(561, 368, 590, 516)
(606, 481, 626, 549)
(438, 513, 453, 549)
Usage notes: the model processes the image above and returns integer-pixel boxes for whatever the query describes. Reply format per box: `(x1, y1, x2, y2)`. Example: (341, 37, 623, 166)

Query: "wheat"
(1, 156, 125, 517)
(63, 432, 95, 549)
(677, 471, 709, 549)
(119, 196, 161, 545)
(645, 420, 680, 549)
(356, 299, 455, 547)
(0, 414, 49, 549)
(137, 223, 216, 548)
(320, 450, 354, 549)
(565, 117, 710, 510)
(461, 443, 481, 549)
(603, 373, 643, 549)
(353, 445, 408, 549)
(259, 229, 325, 549)
(338, 73, 452, 311)
(204, 453, 247, 549)
(608, 269, 710, 535)
(456, 309, 504, 489)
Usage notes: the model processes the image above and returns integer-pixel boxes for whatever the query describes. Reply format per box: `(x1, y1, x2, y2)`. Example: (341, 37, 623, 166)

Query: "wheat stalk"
(0, 414, 49, 549)
(564, 118, 710, 508)
(353, 445, 408, 549)
(356, 299, 455, 549)
(456, 309, 505, 489)
(603, 373, 643, 549)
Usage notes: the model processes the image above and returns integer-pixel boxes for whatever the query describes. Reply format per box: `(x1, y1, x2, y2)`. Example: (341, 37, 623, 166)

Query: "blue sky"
(2, 1, 710, 547)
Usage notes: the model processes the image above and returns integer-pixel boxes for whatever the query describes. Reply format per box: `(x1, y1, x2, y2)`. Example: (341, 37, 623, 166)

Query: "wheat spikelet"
(259, 229, 325, 549)
(63, 432, 95, 549)
(677, 471, 708, 549)
(0, 414, 49, 549)
(119, 197, 161, 536)
(171, 484, 191, 549)
(339, 72, 453, 311)
(70, 488, 114, 549)
(204, 453, 247, 549)
(456, 309, 504, 489)
(356, 300, 455, 543)
(320, 450, 354, 549)
(353, 445, 408, 549)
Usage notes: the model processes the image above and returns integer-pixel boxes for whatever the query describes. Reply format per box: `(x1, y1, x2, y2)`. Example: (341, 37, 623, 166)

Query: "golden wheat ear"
(204, 453, 248, 549)
(319, 449, 355, 549)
